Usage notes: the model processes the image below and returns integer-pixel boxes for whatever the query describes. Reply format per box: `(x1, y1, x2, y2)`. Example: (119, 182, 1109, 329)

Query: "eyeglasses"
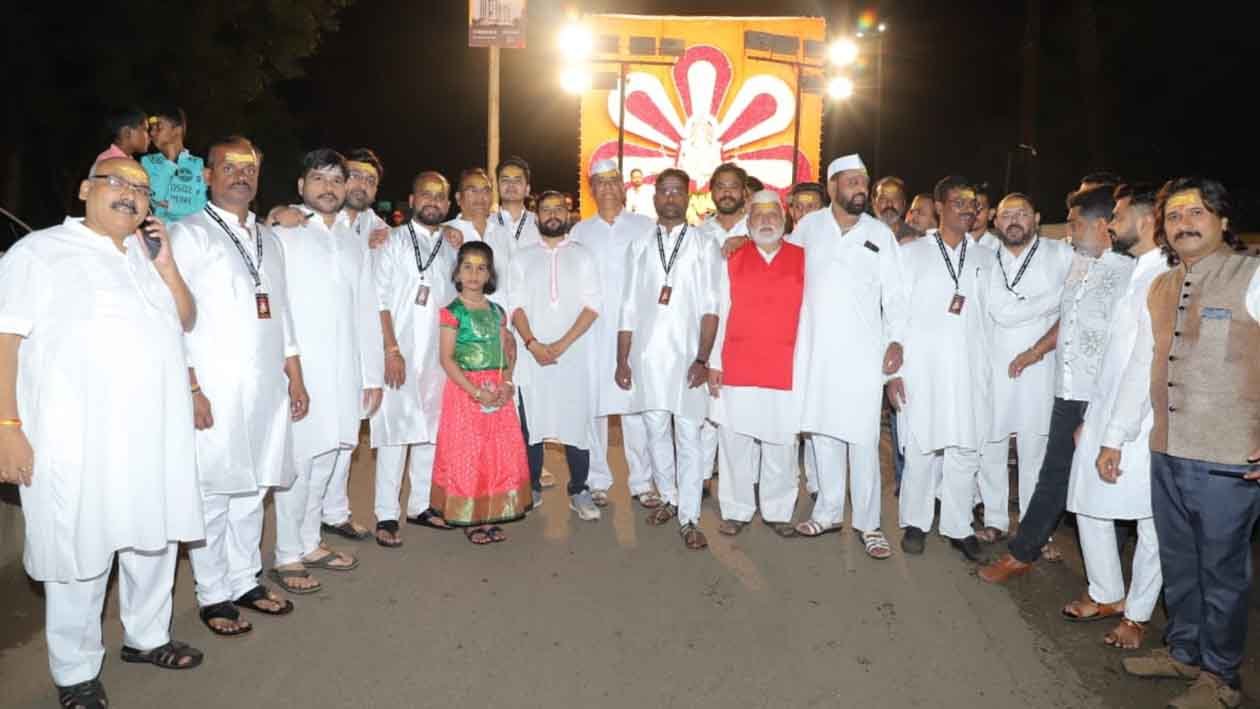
(657, 186, 687, 196)
(948, 199, 978, 211)
(90, 174, 153, 200)
(348, 170, 378, 187)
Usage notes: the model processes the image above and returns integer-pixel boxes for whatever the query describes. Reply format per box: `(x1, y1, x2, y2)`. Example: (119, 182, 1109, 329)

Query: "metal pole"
(488, 46, 500, 172)
(790, 62, 802, 184)
(1004, 149, 1013, 195)
(875, 35, 883, 178)
(617, 62, 628, 175)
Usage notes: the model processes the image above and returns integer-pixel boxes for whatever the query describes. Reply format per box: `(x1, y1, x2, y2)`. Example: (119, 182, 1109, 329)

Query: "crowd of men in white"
(0, 134, 1257, 709)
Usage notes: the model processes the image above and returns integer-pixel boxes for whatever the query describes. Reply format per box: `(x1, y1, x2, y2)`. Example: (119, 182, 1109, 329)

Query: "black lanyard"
(934, 233, 967, 292)
(497, 210, 529, 242)
(204, 206, 263, 290)
(656, 224, 687, 278)
(405, 222, 444, 280)
(996, 237, 1041, 295)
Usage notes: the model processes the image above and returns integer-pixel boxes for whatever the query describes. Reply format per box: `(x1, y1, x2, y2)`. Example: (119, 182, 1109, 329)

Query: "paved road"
(0, 420, 1253, 708)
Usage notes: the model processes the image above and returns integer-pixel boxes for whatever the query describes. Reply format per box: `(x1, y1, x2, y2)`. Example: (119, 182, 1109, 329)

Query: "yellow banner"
(578, 14, 826, 220)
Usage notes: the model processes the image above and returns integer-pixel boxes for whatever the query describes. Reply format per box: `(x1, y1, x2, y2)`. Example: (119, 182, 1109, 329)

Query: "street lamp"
(827, 76, 855, 100)
(829, 38, 858, 67)
(558, 22, 593, 62)
(560, 65, 592, 94)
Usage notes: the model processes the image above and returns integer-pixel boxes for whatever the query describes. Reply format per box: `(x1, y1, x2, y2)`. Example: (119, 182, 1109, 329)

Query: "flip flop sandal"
(1061, 596, 1125, 622)
(635, 491, 664, 509)
(57, 678, 107, 709)
(590, 489, 610, 508)
(406, 509, 453, 530)
(794, 520, 842, 537)
(120, 640, 204, 670)
(1103, 618, 1147, 649)
(767, 522, 798, 538)
(375, 520, 404, 548)
(680, 523, 708, 550)
(645, 503, 677, 526)
(302, 549, 359, 572)
(321, 520, 372, 540)
(860, 530, 894, 560)
(198, 601, 252, 637)
(487, 526, 507, 543)
(466, 528, 494, 545)
(718, 519, 746, 536)
(233, 585, 294, 616)
(267, 567, 322, 595)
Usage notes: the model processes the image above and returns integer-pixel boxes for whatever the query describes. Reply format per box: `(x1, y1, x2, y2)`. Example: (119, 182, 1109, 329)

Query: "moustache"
(230, 180, 251, 190)
(110, 200, 138, 214)
(1173, 230, 1201, 241)
(317, 192, 337, 201)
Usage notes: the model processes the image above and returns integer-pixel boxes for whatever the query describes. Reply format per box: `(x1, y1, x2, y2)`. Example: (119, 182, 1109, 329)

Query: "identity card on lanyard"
(204, 206, 271, 319)
(407, 222, 444, 306)
(935, 233, 968, 315)
(656, 224, 686, 305)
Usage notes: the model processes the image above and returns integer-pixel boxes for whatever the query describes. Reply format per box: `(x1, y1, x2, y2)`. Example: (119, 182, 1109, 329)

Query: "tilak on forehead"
(795, 192, 822, 205)
(749, 190, 783, 213)
(464, 254, 489, 265)
(109, 162, 150, 184)
(223, 150, 258, 165)
(1167, 189, 1204, 212)
(347, 160, 378, 178)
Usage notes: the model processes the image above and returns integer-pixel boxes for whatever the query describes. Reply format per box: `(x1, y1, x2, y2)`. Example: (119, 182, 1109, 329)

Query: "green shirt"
(443, 298, 506, 372)
(141, 150, 207, 222)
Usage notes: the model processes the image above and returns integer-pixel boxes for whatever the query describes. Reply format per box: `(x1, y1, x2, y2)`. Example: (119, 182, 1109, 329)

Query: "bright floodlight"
(558, 23, 593, 62)
(560, 65, 592, 94)
(878, 23, 888, 33)
(828, 76, 855, 100)
(829, 38, 859, 67)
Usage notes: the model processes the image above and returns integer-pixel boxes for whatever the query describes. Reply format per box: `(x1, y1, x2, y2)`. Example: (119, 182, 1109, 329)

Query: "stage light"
(878, 23, 888, 33)
(829, 38, 859, 67)
(560, 65, 592, 94)
(828, 76, 855, 100)
(558, 23, 593, 62)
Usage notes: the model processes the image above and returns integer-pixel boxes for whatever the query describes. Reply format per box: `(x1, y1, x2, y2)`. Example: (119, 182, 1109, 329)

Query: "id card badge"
(415, 284, 430, 306)
(255, 293, 272, 319)
(948, 293, 966, 315)
(658, 285, 673, 306)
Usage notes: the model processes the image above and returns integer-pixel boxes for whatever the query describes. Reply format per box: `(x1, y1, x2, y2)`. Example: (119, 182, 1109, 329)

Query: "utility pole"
(1019, 0, 1041, 200)
(488, 45, 500, 173)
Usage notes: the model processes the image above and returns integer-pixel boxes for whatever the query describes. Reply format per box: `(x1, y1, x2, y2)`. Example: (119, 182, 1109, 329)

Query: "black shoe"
(950, 535, 982, 562)
(57, 678, 108, 708)
(901, 526, 926, 554)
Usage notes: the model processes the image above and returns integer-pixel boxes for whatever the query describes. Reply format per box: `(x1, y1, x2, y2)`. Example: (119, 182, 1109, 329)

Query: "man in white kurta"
(510, 191, 603, 518)
(891, 178, 996, 560)
(371, 172, 457, 545)
(792, 155, 908, 558)
(1065, 185, 1167, 643)
(617, 168, 721, 549)
(171, 139, 309, 632)
(569, 160, 656, 506)
(0, 158, 203, 701)
(272, 150, 384, 580)
(708, 192, 802, 535)
(977, 194, 1073, 539)
(626, 169, 656, 218)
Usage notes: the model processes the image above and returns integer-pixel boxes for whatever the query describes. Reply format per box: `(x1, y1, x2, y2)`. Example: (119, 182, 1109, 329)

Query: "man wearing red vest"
(707, 191, 805, 537)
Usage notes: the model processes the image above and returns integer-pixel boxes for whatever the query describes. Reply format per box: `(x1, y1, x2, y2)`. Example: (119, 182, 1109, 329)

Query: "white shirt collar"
(206, 201, 256, 231)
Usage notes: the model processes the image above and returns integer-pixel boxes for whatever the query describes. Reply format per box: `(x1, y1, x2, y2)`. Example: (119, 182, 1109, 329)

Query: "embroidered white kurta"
(618, 223, 721, 421)
(370, 221, 456, 448)
(0, 219, 202, 582)
(793, 209, 909, 446)
(1068, 248, 1170, 519)
(984, 236, 1074, 439)
(509, 238, 602, 447)
(170, 204, 300, 493)
(897, 231, 996, 451)
(570, 209, 655, 416)
(1057, 251, 1137, 401)
(274, 210, 384, 461)
(708, 247, 801, 445)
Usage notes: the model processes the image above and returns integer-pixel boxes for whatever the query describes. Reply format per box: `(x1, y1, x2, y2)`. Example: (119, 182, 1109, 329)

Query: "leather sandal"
(680, 523, 708, 550)
(1061, 596, 1125, 622)
(645, 503, 677, 526)
(1103, 618, 1146, 649)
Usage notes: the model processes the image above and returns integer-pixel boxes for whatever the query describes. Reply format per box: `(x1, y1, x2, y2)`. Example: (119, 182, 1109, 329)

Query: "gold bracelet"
(385, 345, 401, 354)
(190, 385, 202, 394)
(0, 418, 21, 427)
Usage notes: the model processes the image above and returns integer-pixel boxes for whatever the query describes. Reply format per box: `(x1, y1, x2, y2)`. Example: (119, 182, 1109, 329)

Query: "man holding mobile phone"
(1097, 177, 1260, 709)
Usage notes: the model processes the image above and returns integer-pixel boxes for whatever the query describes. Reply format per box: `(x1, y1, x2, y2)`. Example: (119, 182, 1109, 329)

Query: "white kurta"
(509, 237, 602, 447)
(618, 222, 721, 421)
(897, 231, 996, 451)
(170, 205, 300, 493)
(626, 184, 656, 218)
(274, 210, 384, 461)
(1067, 248, 1170, 519)
(370, 220, 456, 448)
(346, 208, 389, 251)
(984, 236, 1074, 438)
(0, 219, 202, 582)
(570, 209, 656, 416)
(708, 246, 801, 445)
(448, 214, 513, 309)
(792, 209, 909, 446)
(698, 214, 748, 246)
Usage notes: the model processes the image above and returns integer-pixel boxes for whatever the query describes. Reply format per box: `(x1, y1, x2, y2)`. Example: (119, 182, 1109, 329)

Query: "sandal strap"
(58, 678, 106, 708)
(377, 519, 400, 534)
(199, 600, 240, 623)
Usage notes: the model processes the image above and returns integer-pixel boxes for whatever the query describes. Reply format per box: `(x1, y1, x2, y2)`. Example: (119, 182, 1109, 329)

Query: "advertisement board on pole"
(469, 0, 527, 48)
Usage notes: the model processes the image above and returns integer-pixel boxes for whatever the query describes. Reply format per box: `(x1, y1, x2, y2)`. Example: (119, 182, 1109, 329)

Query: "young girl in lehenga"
(431, 241, 531, 544)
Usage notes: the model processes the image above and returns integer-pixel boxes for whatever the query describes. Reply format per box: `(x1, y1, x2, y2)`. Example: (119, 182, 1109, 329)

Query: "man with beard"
(270, 149, 383, 591)
(568, 159, 655, 508)
(707, 191, 804, 537)
(169, 136, 311, 632)
(787, 181, 826, 235)
(906, 193, 938, 239)
(873, 176, 919, 243)
(141, 105, 207, 222)
(510, 191, 603, 518)
(1101, 178, 1258, 708)
(791, 154, 907, 561)
(617, 168, 721, 550)
(370, 171, 459, 547)
(889, 176, 996, 560)
(0, 157, 202, 707)
(980, 185, 1134, 580)
(975, 193, 1073, 543)
(626, 168, 656, 218)
(1062, 183, 1167, 650)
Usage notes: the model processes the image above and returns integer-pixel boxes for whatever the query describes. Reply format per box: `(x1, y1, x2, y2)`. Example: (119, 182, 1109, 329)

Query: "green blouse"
(441, 298, 507, 372)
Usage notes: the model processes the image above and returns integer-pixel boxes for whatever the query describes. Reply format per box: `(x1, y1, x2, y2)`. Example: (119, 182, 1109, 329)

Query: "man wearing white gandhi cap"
(569, 158, 656, 506)
(707, 190, 804, 536)
(789, 153, 909, 559)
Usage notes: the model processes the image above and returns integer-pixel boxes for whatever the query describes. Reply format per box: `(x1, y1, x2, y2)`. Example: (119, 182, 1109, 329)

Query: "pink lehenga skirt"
(430, 370, 532, 526)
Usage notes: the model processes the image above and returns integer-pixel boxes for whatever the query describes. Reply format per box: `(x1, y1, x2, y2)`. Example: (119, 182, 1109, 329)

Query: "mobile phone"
(140, 214, 161, 259)
(1208, 467, 1253, 480)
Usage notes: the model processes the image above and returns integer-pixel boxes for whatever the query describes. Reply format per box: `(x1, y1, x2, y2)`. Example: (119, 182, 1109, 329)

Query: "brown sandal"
(1061, 596, 1125, 622)
(1103, 618, 1146, 649)
(680, 523, 708, 550)
(645, 503, 677, 526)
(718, 519, 746, 536)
